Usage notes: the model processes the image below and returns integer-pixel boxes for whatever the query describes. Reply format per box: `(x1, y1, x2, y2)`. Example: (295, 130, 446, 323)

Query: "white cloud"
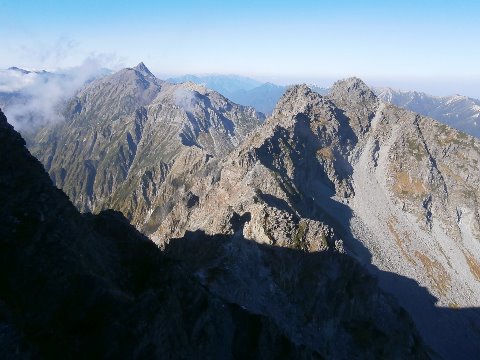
(1, 56, 114, 131)
(0, 70, 37, 93)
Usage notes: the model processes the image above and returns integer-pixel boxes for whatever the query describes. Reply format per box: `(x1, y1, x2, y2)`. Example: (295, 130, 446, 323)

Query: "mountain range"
(4, 68, 479, 139)
(168, 74, 328, 115)
(0, 104, 430, 358)
(169, 74, 480, 139)
(375, 87, 480, 138)
(2, 63, 480, 358)
(148, 76, 480, 358)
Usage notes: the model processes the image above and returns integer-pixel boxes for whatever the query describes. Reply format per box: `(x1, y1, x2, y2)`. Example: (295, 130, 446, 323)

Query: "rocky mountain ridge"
(169, 74, 328, 115)
(24, 67, 480, 358)
(0, 108, 430, 358)
(119, 78, 480, 359)
(169, 74, 480, 136)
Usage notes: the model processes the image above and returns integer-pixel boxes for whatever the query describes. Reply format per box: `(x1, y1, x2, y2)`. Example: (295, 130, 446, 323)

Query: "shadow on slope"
(166, 228, 431, 359)
(165, 223, 480, 359)
(0, 108, 317, 359)
(268, 145, 480, 359)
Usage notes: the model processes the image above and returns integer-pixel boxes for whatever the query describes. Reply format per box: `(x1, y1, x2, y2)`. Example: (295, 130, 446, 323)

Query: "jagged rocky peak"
(100, 63, 161, 94)
(330, 77, 378, 110)
(327, 77, 379, 135)
(330, 77, 375, 99)
(67, 63, 163, 121)
(270, 84, 326, 125)
(132, 61, 155, 78)
(276, 84, 319, 107)
(85, 63, 161, 91)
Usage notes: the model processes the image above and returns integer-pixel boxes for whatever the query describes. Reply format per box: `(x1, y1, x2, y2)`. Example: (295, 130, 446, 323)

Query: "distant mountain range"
(169, 74, 480, 139)
(5, 65, 111, 78)
(7, 66, 51, 75)
(168, 74, 328, 114)
(375, 87, 480, 138)
(0, 66, 112, 129)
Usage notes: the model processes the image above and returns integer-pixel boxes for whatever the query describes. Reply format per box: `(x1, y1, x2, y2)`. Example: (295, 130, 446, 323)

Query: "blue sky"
(1, 0, 479, 96)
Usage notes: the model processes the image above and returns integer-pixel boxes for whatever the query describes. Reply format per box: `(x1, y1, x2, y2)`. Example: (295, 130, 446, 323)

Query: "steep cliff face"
(0, 108, 429, 359)
(28, 63, 264, 214)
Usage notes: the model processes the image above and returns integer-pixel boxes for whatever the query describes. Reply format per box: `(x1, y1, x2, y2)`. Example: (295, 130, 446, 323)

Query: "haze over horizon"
(1, 0, 480, 97)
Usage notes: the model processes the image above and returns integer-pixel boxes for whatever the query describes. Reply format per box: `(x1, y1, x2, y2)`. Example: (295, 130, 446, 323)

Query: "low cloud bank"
(0, 57, 111, 131)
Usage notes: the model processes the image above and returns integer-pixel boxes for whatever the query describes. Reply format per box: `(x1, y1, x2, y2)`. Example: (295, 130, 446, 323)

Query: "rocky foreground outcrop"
(0, 108, 429, 358)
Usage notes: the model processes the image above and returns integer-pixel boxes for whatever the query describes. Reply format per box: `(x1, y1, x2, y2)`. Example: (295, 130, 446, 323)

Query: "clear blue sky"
(1, 0, 479, 96)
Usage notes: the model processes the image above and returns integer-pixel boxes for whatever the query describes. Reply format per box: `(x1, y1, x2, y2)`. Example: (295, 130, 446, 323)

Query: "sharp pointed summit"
(273, 84, 320, 113)
(133, 62, 155, 78)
